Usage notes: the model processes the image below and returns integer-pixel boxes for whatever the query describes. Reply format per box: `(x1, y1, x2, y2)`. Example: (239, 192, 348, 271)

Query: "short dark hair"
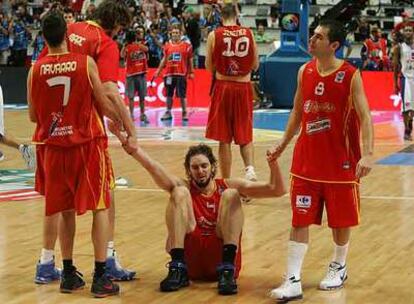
(184, 144, 217, 179)
(125, 29, 136, 43)
(221, 4, 237, 21)
(63, 7, 74, 15)
(319, 19, 346, 48)
(92, 0, 131, 31)
(42, 11, 67, 47)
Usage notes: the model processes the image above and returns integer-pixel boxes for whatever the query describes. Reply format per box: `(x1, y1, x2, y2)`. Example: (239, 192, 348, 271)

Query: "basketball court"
(0, 106, 413, 303)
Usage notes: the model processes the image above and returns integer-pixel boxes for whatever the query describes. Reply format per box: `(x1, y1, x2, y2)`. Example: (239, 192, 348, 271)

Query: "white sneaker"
(244, 166, 257, 181)
(319, 262, 347, 290)
(269, 275, 303, 302)
(19, 144, 36, 171)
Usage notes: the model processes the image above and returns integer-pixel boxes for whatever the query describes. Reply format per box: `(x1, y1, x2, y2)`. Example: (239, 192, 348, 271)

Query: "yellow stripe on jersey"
(290, 173, 360, 185)
(96, 143, 107, 210)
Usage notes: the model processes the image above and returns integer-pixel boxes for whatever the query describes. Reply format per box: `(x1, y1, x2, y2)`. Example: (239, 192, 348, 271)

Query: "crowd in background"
(0, 0, 414, 71)
(0, 0, 224, 67)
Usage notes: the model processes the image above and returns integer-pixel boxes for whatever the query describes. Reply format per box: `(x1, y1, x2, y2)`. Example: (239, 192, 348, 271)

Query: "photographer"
(146, 23, 164, 68)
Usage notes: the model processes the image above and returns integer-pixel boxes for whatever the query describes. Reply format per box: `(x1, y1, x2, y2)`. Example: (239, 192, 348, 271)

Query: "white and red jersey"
(291, 60, 361, 183)
(213, 25, 255, 77)
(31, 53, 105, 146)
(163, 41, 192, 77)
(189, 179, 227, 236)
(124, 42, 148, 76)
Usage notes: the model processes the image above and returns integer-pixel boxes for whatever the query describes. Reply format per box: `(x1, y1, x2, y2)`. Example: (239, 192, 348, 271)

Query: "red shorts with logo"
(290, 176, 360, 228)
(205, 80, 253, 145)
(184, 229, 242, 281)
(42, 138, 114, 216)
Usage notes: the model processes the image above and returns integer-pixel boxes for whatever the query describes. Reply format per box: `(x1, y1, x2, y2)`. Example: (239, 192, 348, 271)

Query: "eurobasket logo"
(281, 13, 300, 32)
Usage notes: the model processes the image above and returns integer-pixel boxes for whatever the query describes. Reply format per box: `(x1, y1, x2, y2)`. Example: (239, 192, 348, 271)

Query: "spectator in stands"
(203, 3, 221, 33)
(142, 0, 163, 20)
(31, 29, 44, 64)
(84, 2, 96, 20)
(335, 33, 353, 59)
(63, 7, 75, 24)
(9, 7, 31, 66)
(0, 12, 9, 65)
(183, 6, 201, 68)
(255, 24, 272, 43)
(393, 11, 414, 43)
(81, 0, 102, 17)
(146, 23, 164, 68)
(269, 2, 279, 28)
(361, 25, 390, 71)
(355, 17, 369, 42)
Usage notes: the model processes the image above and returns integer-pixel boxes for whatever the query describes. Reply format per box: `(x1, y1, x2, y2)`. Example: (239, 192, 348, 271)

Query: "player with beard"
(109, 122, 286, 295)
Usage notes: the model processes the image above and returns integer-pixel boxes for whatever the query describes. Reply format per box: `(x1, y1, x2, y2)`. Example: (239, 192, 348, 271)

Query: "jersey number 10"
(222, 37, 249, 58)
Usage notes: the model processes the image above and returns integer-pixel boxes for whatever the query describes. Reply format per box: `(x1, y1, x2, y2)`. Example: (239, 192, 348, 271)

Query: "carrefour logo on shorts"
(296, 195, 311, 208)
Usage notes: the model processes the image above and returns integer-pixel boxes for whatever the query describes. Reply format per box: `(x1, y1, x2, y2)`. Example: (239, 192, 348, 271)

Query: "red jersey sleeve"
(96, 41, 119, 83)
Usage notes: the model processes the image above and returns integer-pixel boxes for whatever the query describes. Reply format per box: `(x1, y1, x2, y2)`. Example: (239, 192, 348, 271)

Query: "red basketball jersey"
(163, 41, 192, 77)
(124, 42, 148, 76)
(189, 179, 228, 236)
(31, 53, 105, 146)
(213, 25, 255, 77)
(291, 60, 361, 183)
(39, 21, 119, 82)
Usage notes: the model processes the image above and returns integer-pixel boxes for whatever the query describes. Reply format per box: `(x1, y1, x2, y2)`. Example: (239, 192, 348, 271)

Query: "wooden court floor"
(0, 110, 413, 304)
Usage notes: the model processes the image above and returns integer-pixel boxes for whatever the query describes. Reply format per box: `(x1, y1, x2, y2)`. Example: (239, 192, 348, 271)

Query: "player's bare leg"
(128, 97, 135, 120)
(269, 227, 308, 301)
(180, 98, 188, 121)
(91, 209, 120, 297)
(161, 186, 195, 292)
(319, 228, 350, 291)
(105, 190, 136, 281)
(34, 214, 61, 284)
(219, 142, 232, 178)
(59, 210, 85, 293)
(161, 97, 173, 120)
(216, 189, 244, 295)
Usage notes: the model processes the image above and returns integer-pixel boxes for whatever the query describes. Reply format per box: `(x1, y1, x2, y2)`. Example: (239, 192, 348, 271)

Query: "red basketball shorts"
(42, 138, 113, 216)
(35, 144, 45, 195)
(184, 230, 242, 281)
(290, 176, 360, 228)
(205, 80, 253, 145)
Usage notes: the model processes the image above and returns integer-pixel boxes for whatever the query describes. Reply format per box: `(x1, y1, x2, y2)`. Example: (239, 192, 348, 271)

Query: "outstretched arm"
(108, 122, 185, 192)
(225, 150, 286, 198)
(268, 64, 305, 160)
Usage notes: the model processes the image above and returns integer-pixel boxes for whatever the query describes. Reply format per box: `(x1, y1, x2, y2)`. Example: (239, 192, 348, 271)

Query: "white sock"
(107, 241, 115, 258)
(245, 165, 255, 172)
(286, 241, 308, 279)
(40, 248, 54, 264)
(333, 242, 349, 266)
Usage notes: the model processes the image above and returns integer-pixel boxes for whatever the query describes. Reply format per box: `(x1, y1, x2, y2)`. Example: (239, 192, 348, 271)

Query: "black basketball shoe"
(217, 263, 238, 295)
(160, 261, 189, 292)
